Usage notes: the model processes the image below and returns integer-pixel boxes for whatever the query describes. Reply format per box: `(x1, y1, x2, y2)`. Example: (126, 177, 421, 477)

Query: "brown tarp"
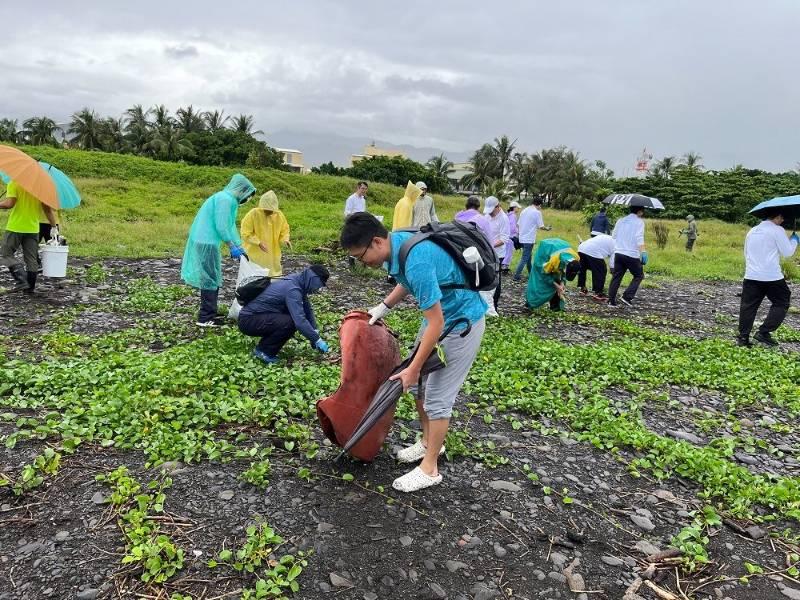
(316, 311, 401, 462)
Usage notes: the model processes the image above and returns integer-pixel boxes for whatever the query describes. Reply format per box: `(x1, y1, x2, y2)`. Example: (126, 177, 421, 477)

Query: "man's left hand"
(390, 366, 421, 392)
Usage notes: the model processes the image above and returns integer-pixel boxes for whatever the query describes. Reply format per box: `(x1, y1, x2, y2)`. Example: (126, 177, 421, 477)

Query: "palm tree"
(426, 153, 453, 179)
(461, 145, 498, 191)
(682, 151, 704, 170)
(203, 110, 229, 132)
(22, 116, 60, 146)
(231, 114, 264, 136)
(553, 153, 595, 209)
(509, 152, 536, 200)
(491, 135, 517, 180)
(100, 117, 128, 153)
(124, 105, 153, 155)
(151, 104, 174, 129)
(68, 108, 103, 150)
(482, 178, 512, 203)
(148, 124, 192, 161)
(176, 105, 205, 134)
(0, 119, 20, 143)
(651, 156, 677, 179)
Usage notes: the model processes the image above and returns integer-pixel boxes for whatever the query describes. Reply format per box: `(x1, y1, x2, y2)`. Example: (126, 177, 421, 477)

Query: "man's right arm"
(775, 227, 798, 257)
(0, 197, 16, 210)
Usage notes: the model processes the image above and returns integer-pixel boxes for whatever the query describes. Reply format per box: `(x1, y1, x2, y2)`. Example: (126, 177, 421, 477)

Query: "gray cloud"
(1, 1, 799, 172)
(164, 44, 199, 60)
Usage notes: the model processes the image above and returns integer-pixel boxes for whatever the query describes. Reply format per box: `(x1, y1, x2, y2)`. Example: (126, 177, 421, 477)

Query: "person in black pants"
(607, 254, 644, 306)
(736, 211, 798, 347)
(577, 253, 607, 296)
(238, 265, 331, 363)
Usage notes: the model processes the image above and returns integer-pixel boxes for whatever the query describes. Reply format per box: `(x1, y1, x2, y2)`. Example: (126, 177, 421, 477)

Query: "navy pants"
(608, 253, 644, 303)
(238, 312, 296, 357)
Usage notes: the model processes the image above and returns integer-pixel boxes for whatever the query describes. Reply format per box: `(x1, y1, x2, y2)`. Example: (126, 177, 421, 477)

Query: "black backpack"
(398, 221, 499, 291)
(235, 276, 272, 306)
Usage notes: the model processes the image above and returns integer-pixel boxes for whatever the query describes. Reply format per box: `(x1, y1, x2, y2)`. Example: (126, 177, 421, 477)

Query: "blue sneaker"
(253, 349, 278, 364)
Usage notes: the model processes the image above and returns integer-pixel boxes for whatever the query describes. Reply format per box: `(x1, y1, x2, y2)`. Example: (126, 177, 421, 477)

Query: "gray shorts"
(414, 318, 485, 420)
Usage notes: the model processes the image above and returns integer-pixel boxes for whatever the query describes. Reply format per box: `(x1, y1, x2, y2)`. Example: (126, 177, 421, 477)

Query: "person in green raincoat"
(525, 238, 581, 311)
(181, 173, 257, 326)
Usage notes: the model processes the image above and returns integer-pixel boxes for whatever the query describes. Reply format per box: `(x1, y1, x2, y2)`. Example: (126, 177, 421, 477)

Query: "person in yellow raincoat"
(391, 181, 422, 231)
(241, 190, 291, 276)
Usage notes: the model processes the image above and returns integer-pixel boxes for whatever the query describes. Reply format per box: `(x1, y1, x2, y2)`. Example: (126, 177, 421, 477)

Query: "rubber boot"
(23, 271, 37, 294)
(8, 264, 27, 287)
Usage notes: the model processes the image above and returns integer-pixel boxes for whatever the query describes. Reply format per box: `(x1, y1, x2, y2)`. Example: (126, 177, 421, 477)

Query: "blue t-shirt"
(387, 232, 487, 331)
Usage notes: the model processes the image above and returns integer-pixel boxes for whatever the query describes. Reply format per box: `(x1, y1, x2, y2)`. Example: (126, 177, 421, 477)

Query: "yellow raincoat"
(241, 191, 291, 276)
(391, 181, 422, 230)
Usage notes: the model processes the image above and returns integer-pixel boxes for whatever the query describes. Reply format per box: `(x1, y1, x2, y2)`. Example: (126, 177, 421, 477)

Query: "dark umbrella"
(749, 195, 800, 228)
(335, 318, 472, 461)
(604, 193, 665, 210)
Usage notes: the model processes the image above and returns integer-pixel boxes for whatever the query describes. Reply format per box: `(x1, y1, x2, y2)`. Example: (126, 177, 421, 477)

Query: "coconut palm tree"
(21, 116, 60, 145)
(491, 135, 517, 180)
(682, 151, 704, 170)
(203, 110, 229, 132)
(651, 156, 677, 179)
(124, 105, 153, 155)
(148, 124, 192, 161)
(482, 178, 512, 203)
(461, 145, 498, 191)
(151, 104, 174, 129)
(553, 153, 595, 209)
(426, 153, 453, 179)
(0, 119, 20, 143)
(100, 117, 128, 153)
(509, 152, 536, 200)
(231, 114, 263, 136)
(176, 105, 205, 134)
(68, 108, 103, 150)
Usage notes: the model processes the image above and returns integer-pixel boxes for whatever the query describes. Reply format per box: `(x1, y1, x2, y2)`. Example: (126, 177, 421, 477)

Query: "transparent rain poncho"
(181, 173, 256, 290)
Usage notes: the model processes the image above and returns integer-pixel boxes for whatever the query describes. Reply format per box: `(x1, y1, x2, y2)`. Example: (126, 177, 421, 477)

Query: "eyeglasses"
(350, 240, 372, 263)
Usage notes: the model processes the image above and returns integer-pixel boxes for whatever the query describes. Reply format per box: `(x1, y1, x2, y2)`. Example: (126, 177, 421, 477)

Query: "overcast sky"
(3, 1, 799, 174)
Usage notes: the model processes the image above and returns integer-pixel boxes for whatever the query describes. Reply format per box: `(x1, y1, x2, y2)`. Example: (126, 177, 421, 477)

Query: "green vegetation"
(4, 145, 793, 281)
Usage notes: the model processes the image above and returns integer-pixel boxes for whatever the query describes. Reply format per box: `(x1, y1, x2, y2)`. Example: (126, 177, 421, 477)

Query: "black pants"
(199, 288, 219, 322)
(577, 252, 607, 294)
(608, 253, 644, 302)
(238, 312, 296, 356)
(738, 278, 791, 338)
(493, 267, 503, 310)
(549, 293, 561, 311)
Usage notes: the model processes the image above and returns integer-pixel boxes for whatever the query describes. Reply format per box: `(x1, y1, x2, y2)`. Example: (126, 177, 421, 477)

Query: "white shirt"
(744, 220, 798, 281)
(344, 193, 366, 216)
(578, 234, 615, 260)
(517, 206, 544, 244)
(487, 210, 511, 259)
(612, 214, 645, 259)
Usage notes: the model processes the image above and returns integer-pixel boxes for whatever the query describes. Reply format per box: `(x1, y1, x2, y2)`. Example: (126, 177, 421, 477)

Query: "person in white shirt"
(576, 234, 615, 301)
(344, 181, 368, 217)
(483, 196, 510, 315)
(607, 206, 648, 307)
(513, 197, 550, 282)
(736, 210, 798, 347)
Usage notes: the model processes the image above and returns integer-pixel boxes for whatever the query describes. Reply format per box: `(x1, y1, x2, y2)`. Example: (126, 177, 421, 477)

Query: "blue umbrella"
(0, 160, 81, 209)
(749, 195, 800, 225)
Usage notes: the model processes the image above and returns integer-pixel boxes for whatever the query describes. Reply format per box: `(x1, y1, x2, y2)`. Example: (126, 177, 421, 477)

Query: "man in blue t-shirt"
(340, 213, 486, 493)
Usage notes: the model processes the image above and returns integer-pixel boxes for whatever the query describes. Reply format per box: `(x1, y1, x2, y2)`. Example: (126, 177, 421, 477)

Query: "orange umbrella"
(0, 145, 58, 208)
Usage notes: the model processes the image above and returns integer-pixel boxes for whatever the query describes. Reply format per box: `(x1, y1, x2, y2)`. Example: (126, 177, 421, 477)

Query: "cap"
(415, 181, 427, 190)
(483, 196, 499, 214)
(509, 201, 521, 209)
(309, 265, 330, 285)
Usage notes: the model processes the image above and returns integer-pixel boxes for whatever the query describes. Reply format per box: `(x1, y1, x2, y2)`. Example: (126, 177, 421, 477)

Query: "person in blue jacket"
(181, 173, 256, 327)
(589, 206, 611, 236)
(238, 265, 331, 364)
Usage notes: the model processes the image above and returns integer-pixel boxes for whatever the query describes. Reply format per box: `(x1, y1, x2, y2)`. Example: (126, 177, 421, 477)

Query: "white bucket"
(41, 245, 69, 278)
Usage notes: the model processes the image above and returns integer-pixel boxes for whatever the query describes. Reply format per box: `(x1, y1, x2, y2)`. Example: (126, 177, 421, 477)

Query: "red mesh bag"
(316, 311, 401, 462)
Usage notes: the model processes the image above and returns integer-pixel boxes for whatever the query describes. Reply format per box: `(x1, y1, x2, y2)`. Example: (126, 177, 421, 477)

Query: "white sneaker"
(396, 440, 445, 463)
(392, 466, 442, 492)
(486, 308, 499, 317)
(196, 320, 219, 328)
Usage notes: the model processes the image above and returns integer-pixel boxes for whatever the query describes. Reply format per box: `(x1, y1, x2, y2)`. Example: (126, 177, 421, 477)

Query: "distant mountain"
(265, 129, 471, 168)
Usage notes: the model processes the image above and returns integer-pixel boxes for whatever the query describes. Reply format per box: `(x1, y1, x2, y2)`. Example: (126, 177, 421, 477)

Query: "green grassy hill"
(2, 146, 794, 281)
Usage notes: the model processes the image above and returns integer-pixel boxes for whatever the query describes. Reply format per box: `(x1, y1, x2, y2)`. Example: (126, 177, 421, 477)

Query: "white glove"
(50, 226, 59, 242)
(367, 302, 391, 325)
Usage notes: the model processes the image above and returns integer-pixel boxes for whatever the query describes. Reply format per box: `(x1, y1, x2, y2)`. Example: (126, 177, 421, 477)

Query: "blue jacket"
(239, 269, 323, 345)
(590, 212, 611, 234)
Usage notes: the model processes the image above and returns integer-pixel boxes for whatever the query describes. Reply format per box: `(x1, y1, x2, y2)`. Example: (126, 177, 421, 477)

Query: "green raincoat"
(181, 174, 256, 290)
(525, 238, 578, 311)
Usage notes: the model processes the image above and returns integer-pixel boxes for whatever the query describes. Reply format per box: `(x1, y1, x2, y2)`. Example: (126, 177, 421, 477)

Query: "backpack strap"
(397, 225, 468, 291)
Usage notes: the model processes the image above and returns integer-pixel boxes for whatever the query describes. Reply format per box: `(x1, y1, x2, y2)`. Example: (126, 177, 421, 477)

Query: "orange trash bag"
(316, 311, 401, 462)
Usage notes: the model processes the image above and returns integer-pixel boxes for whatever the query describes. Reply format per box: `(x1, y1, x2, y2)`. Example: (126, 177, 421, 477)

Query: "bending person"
(526, 238, 580, 311)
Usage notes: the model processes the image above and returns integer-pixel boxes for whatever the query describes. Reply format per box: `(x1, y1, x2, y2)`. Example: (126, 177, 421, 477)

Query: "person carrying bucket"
(0, 179, 58, 292)
(181, 174, 256, 327)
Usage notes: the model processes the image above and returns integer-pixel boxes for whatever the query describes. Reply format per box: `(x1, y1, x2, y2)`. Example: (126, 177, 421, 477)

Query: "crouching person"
(340, 213, 486, 493)
(238, 265, 330, 364)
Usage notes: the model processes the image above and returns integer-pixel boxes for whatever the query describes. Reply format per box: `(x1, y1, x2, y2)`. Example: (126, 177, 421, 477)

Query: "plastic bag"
(227, 257, 269, 320)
